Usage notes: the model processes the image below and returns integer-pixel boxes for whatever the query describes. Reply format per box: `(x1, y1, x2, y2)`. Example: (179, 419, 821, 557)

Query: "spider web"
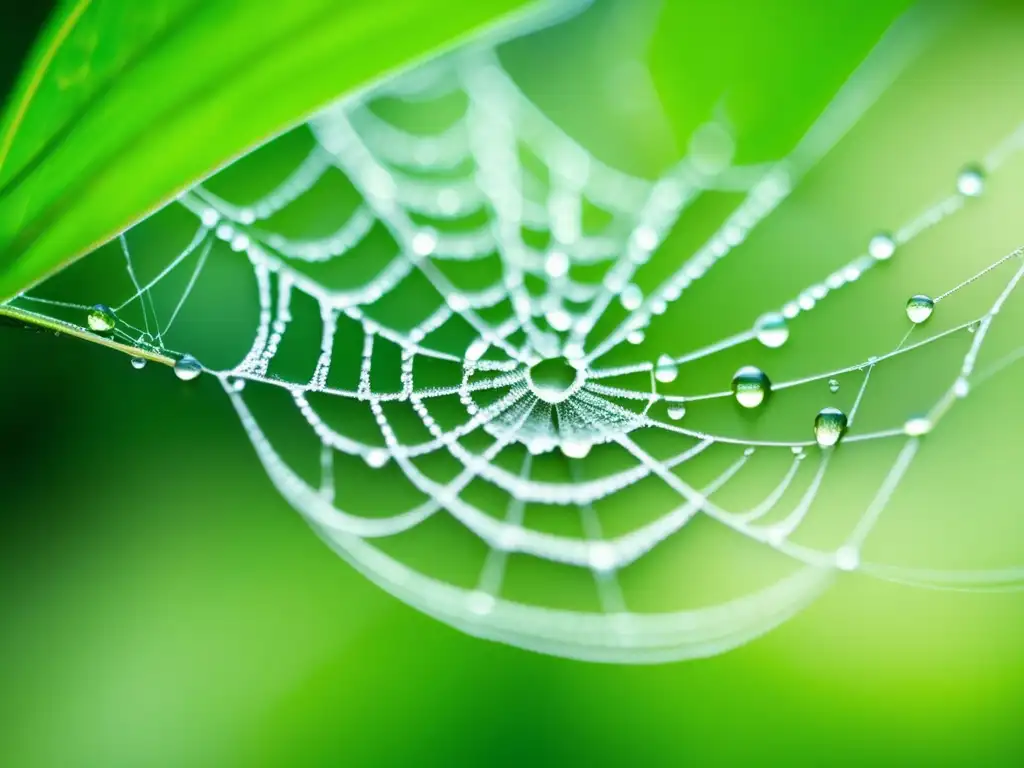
(7, 2, 1024, 663)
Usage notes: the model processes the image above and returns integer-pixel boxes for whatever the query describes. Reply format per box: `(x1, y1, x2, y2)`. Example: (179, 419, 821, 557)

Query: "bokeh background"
(3, 0, 1024, 765)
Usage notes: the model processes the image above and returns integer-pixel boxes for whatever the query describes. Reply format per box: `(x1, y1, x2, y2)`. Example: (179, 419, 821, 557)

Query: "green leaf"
(0, 0, 554, 301)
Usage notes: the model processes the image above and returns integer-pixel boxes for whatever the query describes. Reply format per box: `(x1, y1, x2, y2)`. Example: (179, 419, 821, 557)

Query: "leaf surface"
(0, 0, 547, 300)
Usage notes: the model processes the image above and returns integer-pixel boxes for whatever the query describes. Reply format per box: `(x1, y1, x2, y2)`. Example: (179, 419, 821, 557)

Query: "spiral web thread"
(8, 7, 1024, 663)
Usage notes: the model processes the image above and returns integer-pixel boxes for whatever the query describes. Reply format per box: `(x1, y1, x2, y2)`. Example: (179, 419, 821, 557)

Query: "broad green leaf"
(0, 0, 553, 301)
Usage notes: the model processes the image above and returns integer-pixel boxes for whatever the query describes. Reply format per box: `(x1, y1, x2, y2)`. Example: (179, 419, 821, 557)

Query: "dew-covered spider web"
(7, 0, 1024, 662)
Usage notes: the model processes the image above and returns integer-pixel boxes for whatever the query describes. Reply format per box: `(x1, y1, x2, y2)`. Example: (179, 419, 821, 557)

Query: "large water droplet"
(527, 357, 582, 404)
(130, 357, 146, 370)
(754, 312, 788, 348)
(87, 304, 116, 334)
(905, 295, 934, 324)
(868, 232, 896, 261)
(956, 164, 985, 197)
(953, 377, 970, 398)
(828, 378, 840, 394)
(667, 405, 686, 421)
(173, 354, 203, 381)
(732, 366, 770, 408)
(654, 354, 678, 383)
(814, 407, 847, 447)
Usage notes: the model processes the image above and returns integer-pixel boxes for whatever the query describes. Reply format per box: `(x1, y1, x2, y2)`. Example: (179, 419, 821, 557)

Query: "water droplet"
(828, 378, 840, 393)
(465, 339, 489, 362)
(743, 447, 756, 457)
(523, 440, 543, 456)
(905, 294, 934, 324)
(365, 448, 389, 468)
(814, 407, 847, 447)
(412, 229, 438, 256)
(588, 542, 618, 572)
(87, 304, 116, 334)
(466, 590, 496, 616)
(437, 188, 460, 215)
(627, 330, 645, 345)
(546, 308, 572, 332)
(761, 525, 786, 547)
(835, 546, 860, 571)
(953, 377, 969, 398)
(130, 357, 146, 370)
(496, 524, 523, 551)
(620, 284, 643, 311)
(544, 250, 569, 279)
(230, 378, 246, 392)
(868, 232, 896, 261)
(791, 446, 804, 456)
(447, 293, 470, 312)
(956, 164, 985, 197)
(561, 441, 591, 459)
(574, 316, 595, 335)
(527, 357, 582, 404)
(654, 354, 678, 384)
(563, 342, 584, 360)
(632, 226, 659, 252)
(903, 416, 931, 436)
(732, 366, 770, 408)
(667, 406, 686, 421)
(755, 312, 789, 348)
(173, 354, 203, 381)
(967, 321, 978, 334)
(230, 233, 250, 252)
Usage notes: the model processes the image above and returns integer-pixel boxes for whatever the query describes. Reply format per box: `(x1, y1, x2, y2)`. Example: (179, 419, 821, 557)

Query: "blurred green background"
(4, 1, 1024, 765)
